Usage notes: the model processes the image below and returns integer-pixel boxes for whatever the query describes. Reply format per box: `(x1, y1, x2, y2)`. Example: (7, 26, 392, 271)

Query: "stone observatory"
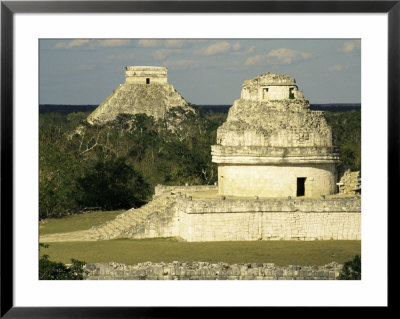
(211, 72, 340, 198)
(87, 66, 192, 125)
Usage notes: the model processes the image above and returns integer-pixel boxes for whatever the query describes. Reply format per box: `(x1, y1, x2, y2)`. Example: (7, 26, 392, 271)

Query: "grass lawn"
(40, 238, 361, 266)
(39, 210, 125, 235)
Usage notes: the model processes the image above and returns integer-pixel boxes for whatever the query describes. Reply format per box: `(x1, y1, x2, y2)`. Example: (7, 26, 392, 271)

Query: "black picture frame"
(1, 1, 396, 317)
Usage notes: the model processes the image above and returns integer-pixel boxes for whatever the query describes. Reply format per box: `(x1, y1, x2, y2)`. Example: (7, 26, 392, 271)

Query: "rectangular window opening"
(146, 78, 150, 84)
(297, 177, 306, 196)
(263, 88, 269, 99)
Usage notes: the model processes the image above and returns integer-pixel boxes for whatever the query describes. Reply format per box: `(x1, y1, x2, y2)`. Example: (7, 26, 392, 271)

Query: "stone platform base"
(40, 185, 361, 243)
(84, 261, 344, 280)
(127, 185, 361, 242)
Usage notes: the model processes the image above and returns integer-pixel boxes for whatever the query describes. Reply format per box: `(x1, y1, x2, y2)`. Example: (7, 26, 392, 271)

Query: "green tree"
(324, 111, 361, 171)
(39, 114, 87, 218)
(338, 255, 361, 280)
(39, 244, 87, 280)
(38, 108, 227, 218)
(75, 159, 151, 210)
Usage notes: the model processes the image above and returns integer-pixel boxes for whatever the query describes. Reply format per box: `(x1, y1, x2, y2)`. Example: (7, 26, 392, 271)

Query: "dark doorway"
(263, 88, 269, 99)
(289, 87, 294, 99)
(297, 177, 306, 196)
(146, 78, 150, 84)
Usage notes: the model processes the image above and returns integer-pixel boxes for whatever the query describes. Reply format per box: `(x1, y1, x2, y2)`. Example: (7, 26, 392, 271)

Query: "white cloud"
(96, 39, 131, 47)
(231, 45, 255, 56)
(162, 59, 199, 70)
(329, 64, 352, 72)
(340, 40, 361, 53)
(106, 53, 135, 62)
(152, 49, 182, 60)
(265, 48, 313, 64)
(137, 39, 160, 48)
(245, 48, 313, 65)
(164, 40, 185, 48)
(54, 39, 90, 49)
(162, 58, 217, 70)
(232, 43, 241, 51)
(203, 41, 231, 55)
(244, 55, 264, 66)
(54, 39, 131, 49)
(53, 38, 206, 50)
(197, 41, 241, 56)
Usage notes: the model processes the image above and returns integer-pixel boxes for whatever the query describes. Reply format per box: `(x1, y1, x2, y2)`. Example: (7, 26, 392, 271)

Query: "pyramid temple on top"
(87, 66, 192, 125)
(211, 72, 340, 198)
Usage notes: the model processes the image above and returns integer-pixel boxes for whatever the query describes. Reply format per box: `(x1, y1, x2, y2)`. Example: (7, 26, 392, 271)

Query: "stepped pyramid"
(87, 66, 194, 125)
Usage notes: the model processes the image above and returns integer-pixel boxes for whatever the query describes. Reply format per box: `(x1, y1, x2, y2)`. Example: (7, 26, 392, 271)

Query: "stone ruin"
(212, 72, 340, 198)
(338, 170, 361, 195)
(40, 71, 361, 245)
(86, 66, 194, 125)
(84, 261, 343, 280)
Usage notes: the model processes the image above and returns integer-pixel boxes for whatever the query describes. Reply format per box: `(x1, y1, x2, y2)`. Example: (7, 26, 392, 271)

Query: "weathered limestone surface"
(94, 186, 360, 242)
(217, 164, 336, 197)
(125, 66, 168, 85)
(338, 170, 361, 195)
(241, 73, 304, 101)
(84, 261, 343, 280)
(39, 186, 361, 243)
(86, 66, 194, 125)
(39, 191, 176, 243)
(154, 184, 218, 196)
(212, 72, 340, 197)
(173, 191, 361, 242)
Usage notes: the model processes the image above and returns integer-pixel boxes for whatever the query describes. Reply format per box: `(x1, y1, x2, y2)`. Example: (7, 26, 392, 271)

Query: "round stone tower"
(211, 72, 340, 198)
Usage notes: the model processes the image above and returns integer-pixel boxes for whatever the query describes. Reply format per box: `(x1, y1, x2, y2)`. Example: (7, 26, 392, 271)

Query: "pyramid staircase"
(39, 193, 176, 243)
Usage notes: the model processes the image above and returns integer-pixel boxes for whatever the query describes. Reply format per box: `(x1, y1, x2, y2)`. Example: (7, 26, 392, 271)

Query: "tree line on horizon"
(39, 103, 361, 115)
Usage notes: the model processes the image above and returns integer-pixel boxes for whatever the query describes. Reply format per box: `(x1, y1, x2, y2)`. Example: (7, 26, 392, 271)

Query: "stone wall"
(176, 196, 360, 242)
(241, 85, 303, 101)
(154, 185, 218, 197)
(216, 163, 337, 197)
(240, 73, 302, 101)
(216, 103, 333, 148)
(122, 191, 361, 242)
(338, 170, 361, 195)
(84, 261, 343, 280)
(125, 66, 168, 85)
(119, 201, 179, 240)
(40, 185, 361, 243)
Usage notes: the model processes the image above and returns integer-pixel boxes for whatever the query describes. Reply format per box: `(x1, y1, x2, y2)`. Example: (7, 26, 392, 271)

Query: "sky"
(39, 39, 361, 105)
